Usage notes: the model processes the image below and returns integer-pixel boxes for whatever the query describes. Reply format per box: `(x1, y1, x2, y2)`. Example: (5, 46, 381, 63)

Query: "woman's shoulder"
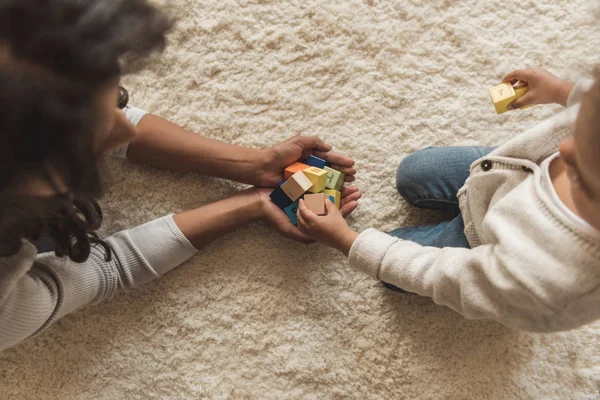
(0, 241, 38, 299)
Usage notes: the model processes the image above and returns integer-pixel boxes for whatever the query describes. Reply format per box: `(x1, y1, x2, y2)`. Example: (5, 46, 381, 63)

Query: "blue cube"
(283, 200, 300, 225)
(270, 187, 293, 209)
(306, 155, 327, 169)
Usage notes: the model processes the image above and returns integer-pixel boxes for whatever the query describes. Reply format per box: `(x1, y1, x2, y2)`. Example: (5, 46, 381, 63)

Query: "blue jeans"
(384, 146, 495, 292)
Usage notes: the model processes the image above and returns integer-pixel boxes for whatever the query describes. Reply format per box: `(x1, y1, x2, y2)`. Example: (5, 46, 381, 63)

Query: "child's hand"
(296, 198, 360, 256)
(503, 68, 574, 109)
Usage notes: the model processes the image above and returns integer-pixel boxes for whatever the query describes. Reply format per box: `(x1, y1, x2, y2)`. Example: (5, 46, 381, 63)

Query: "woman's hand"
(259, 135, 356, 187)
(256, 186, 362, 245)
(502, 68, 574, 109)
(296, 198, 360, 256)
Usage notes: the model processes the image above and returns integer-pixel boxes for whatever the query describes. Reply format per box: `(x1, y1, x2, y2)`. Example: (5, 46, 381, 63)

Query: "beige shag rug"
(2, 0, 600, 398)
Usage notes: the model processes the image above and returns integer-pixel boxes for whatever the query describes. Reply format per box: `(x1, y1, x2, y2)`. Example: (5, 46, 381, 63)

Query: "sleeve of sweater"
(112, 106, 148, 159)
(0, 215, 197, 351)
(348, 229, 567, 332)
(567, 78, 595, 107)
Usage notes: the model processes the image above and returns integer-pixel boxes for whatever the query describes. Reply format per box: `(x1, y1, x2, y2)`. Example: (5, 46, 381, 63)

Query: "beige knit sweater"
(349, 78, 600, 332)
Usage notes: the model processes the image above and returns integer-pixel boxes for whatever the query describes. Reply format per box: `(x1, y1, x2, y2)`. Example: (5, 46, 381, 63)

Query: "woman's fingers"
(340, 186, 360, 197)
(296, 135, 331, 152)
(341, 189, 362, 205)
(340, 200, 359, 218)
(285, 226, 314, 244)
(339, 187, 362, 217)
(313, 150, 355, 168)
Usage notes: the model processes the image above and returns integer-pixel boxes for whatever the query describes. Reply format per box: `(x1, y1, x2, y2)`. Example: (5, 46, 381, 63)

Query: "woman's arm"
(0, 186, 361, 351)
(0, 189, 261, 351)
(127, 115, 266, 185)
(124, 114, 357, 187)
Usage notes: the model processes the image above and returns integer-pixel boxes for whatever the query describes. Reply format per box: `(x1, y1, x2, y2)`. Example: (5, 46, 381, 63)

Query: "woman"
(0, 0, 360, 351)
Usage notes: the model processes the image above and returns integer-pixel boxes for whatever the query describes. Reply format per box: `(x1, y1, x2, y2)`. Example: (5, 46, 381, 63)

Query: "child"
(296, 67, 600, 333)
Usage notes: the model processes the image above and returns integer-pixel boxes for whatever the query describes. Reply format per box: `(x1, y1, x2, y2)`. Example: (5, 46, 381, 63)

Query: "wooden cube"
(303, 193, 326, 215)
(324, 166, 345, 190)
(303, 166, 328, 193)
(284, 162, 310, 180)
(489, 81, 533, 114)
(514, 85, 535, 110)
(283, 200, 300, 225)
(323, 189, 341, 209)
(270, 186, 293, 209)
(281, 171, 313, 201)
(306, 155, 327, 169)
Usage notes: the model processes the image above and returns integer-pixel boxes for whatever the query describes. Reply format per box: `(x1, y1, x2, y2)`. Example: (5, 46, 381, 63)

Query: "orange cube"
(284, 162, 310, 180)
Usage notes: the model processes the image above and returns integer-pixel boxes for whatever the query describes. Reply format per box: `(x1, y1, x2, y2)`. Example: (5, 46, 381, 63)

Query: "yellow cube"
(489, 82, 533, 114)
(303, 167, 328, 193)
(323, 189, 341, 209)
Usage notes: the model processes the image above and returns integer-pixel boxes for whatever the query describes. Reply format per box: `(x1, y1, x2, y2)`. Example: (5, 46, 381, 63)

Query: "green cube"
(324, 166, 345, 190)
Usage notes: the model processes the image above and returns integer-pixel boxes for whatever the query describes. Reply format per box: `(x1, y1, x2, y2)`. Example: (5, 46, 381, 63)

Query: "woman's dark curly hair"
(0, 0, 173, 262)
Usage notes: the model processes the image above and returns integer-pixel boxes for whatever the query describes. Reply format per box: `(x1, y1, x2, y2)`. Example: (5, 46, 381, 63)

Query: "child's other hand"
(296, 198, 360, 256)
(503, 68, 574, 109)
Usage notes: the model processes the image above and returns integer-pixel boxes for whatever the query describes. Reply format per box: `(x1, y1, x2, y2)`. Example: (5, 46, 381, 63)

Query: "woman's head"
(0, 0, 172, 260)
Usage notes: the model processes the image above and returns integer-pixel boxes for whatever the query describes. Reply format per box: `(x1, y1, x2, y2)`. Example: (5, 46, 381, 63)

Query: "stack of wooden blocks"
(269, 155, 345, 224)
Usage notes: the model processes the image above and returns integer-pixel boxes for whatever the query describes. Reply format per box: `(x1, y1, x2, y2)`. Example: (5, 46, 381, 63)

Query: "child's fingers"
(297, 199, 318, 224)
(296, 215, 309, 233)
(502, 69, 531, 84)
(344, 174, 356, 183)
(325, 198, 341, 216)
(508, 92, 535, 110)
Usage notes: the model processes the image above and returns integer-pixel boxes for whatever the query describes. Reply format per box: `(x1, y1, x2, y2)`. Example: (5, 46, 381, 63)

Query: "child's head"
(0, 0, 171, 260)
(560, 67, 600, 231)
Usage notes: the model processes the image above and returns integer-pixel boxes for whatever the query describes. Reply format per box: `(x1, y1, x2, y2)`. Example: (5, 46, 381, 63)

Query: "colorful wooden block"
(306, 155, 327, 169)
(270, 186, 293, 209)
(489, 81, 534, 114)
(284, 162, 310, 180)
(303, 193, 326, 215)
(284, 200, 300, 225)
(514, 84, 535, 110)
(281, 171, 313, 201)
(323, 166, 345, 190)
(323, 189, 341, 209)
(303, 166, 328, 193)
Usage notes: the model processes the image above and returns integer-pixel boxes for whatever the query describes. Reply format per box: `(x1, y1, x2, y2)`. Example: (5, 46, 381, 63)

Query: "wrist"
(243, 188, 268, 221)
(556, 81, 574, 107)
(336, 229, 360, 257)
(256, 148, 276, 186)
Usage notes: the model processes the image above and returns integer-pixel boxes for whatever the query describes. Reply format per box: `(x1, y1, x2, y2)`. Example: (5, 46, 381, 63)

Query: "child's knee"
(396, 148, 436, 203)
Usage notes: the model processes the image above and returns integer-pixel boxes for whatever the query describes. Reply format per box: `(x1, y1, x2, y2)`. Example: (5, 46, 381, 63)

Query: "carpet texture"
(1, 0, 600, 398)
